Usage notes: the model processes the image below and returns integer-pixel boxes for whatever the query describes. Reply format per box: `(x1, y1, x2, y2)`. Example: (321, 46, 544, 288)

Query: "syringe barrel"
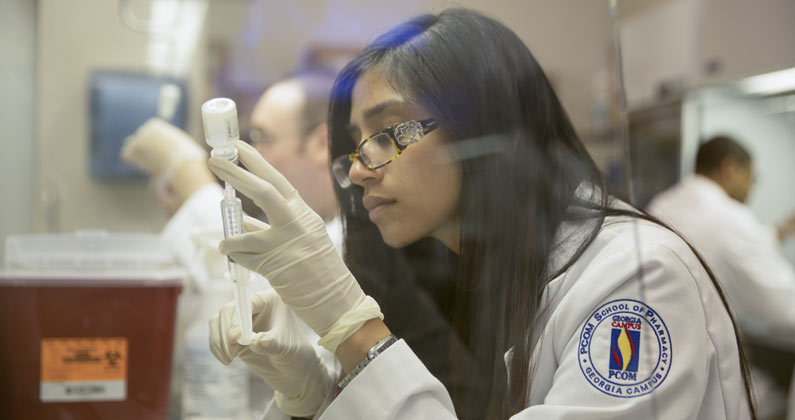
(220, 188, 250, 284)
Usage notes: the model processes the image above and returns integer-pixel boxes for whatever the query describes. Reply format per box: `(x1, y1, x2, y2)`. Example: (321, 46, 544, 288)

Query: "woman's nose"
(348, 158, 380, 187)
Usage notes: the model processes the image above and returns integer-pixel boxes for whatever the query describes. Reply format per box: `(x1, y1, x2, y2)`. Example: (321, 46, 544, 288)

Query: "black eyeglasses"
(331, 118, 438, 188)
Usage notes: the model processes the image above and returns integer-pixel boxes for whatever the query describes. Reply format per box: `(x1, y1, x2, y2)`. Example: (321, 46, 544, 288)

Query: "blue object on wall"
(89, 71, 188, 179)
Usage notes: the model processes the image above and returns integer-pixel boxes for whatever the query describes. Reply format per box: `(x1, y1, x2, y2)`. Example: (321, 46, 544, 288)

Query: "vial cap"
(201, 98, 240, 159)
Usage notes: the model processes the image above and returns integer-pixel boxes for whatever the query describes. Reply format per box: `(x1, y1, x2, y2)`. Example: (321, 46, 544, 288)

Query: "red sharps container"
(0, 232, 184, 420)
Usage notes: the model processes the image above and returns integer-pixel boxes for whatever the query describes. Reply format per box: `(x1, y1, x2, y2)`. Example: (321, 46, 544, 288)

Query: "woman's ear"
(719, 158, 742, 181)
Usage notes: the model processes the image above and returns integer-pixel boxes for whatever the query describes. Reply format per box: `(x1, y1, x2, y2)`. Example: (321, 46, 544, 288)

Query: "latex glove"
(209, 288, 332, 418)
(121, 118, 207, 181)
(208, 141, 382, 354)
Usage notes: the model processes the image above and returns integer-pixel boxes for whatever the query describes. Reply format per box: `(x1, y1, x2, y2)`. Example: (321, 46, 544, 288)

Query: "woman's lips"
(363, 196, 396, 221)
(368, 202, 394, 221)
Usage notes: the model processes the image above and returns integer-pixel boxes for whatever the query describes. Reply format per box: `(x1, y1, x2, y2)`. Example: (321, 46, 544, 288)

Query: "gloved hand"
(122, 118, 214, 207)
(208, 141, 382, 354)
(121, 118, 207, 181)
(209, 288, 332, 418)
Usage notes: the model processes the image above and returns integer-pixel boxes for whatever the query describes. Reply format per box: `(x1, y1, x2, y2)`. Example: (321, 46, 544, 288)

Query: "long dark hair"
(329, 9, 755, 419)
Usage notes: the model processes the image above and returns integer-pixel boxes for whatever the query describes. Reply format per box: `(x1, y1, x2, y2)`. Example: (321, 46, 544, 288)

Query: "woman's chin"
(376, 225, 420, 249)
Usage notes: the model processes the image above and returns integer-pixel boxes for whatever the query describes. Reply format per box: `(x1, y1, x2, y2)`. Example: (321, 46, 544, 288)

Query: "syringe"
(201, 98, 254, 345)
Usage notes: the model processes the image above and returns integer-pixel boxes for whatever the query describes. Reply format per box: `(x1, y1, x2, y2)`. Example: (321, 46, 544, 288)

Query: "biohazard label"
(40, 337, 128, 402)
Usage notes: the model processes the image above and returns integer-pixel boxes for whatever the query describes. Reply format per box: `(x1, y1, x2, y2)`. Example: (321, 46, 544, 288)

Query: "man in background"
(647, 136, 795, 420)
(647, 136, 795, 331)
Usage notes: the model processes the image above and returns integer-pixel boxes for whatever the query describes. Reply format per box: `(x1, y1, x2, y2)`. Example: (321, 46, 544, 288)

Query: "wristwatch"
(338, 334, 398, 389)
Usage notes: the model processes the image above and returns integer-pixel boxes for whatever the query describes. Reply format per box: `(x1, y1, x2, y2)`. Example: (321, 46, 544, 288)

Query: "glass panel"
(3, 1, 793, 418)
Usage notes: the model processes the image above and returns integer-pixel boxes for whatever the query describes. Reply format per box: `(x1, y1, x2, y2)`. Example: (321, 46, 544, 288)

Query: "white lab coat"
(318, 216, 752, 419)
(162, 184, 225, 291)
(647, 175, 795, 334)
(162, 183, 341, 420)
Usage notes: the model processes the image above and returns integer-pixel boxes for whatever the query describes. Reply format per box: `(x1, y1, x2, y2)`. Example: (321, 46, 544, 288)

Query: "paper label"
(40, 337, 128, 402)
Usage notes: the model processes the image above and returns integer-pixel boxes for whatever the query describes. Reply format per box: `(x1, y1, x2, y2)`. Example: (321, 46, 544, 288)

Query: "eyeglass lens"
(360, 133, 396, 167)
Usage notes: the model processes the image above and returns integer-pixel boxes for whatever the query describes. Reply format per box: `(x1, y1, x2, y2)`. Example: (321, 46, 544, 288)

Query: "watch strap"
(337, 334, 398, 389)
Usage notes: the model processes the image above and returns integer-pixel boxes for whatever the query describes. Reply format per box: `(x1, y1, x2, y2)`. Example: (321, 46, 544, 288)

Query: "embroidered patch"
(577, 299, 671, 398)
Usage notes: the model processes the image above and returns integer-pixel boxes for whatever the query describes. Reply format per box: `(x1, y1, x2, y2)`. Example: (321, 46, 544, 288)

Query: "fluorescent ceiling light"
(146, 0, 207, 77)
(740, 67, 795, 96)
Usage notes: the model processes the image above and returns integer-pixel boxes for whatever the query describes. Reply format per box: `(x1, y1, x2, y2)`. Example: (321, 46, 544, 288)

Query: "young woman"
(208, 9, 756, 419)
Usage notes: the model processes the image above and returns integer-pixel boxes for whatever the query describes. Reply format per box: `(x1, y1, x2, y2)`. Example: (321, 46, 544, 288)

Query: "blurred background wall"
(19, 0, 617, 242)
(33, 0, 208, 237)
(1, 0, 794, 262)
(621, 0, 795, 107)
(0, 0, 37, 262)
